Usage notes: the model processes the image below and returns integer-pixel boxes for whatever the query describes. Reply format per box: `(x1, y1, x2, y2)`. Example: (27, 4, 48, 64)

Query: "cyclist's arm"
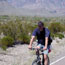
(28, 28, 37, 48)
(28, 36, 35, 49)
(29, 36, 35, 46)
(45, 37, 48, 48)
(45, 28, 50, 48)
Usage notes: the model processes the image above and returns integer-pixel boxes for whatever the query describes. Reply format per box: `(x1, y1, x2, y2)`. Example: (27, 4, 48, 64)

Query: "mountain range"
(0, 0, 65, 17)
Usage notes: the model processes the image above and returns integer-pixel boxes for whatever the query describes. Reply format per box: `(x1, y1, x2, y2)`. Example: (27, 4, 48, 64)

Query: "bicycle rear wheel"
(32, 59, 41, 65)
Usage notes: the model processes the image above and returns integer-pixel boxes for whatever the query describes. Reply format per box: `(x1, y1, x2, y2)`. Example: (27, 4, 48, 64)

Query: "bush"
(17, 33, 31, 44)
(51, 33, 64, 39)
(48, 22, 64, 34)
(1, 36, 14, 47)
(50, 33, 55, 38)
(50, 32, 64, 39)
(1, 45, 7, 51)
(56, 33, 64, 39)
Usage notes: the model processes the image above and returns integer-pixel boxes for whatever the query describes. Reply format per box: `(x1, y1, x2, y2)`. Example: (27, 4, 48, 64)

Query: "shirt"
(32, 27, 50, 45)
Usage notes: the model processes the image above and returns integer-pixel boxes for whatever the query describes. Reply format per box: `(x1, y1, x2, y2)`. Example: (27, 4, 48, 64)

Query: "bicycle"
(31, 48, 50, 65)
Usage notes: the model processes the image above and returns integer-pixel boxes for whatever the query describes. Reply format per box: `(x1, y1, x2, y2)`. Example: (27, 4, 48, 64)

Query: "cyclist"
(28, 21, 51, 65)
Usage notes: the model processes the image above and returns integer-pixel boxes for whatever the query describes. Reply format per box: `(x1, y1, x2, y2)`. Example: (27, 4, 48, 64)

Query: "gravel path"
(0, 37, 65, 65)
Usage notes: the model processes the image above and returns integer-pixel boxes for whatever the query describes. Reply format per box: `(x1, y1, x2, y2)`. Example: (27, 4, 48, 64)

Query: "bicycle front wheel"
(32, 59, 41, 65)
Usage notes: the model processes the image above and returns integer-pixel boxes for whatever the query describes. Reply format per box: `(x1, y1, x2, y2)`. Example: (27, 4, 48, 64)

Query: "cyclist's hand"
(36, 46, 40, 49)
(43, 46, 47, 50)
(28, 45, 32, 49)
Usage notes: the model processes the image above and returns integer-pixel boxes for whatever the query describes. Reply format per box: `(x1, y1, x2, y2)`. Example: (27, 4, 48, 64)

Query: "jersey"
(32, 28, 51, 45)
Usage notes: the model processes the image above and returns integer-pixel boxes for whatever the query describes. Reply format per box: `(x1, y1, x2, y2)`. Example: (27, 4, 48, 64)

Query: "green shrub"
(50, 32, 64, 39)
(52, 33, 64, 39)
(48, 22, 64, 34)
(1, 36, 14, 47)
(50, 33, 54, 38)
(17, 33, 30, 44)
(57, 33, 64, 39)
(1, 45, 7, 51)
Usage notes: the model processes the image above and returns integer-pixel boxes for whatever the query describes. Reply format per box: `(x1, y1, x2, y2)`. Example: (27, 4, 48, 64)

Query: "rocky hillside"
(8, 0, 65, 9)
(0, 0, 65, 16)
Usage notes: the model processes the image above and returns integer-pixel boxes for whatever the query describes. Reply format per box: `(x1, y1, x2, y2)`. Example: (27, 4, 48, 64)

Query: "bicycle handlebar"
(29, 48, 44, 55)
(31, 48, 43, 51)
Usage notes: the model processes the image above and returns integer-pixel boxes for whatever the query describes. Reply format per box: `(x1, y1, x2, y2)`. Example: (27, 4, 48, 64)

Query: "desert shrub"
(0, 22, 16, 39)
(16, 22, 37, 44)
(48, 22, 64, 34)
(17, 32, 31, 44)
(48, 22, 65, 39)
(1, 36, 14, 47)
(55, 33, 64, 39)
(1, 45, 7, 50)
(51, 33, 64, 39)
(50, 33, 55, 38)
(0, 21, 32, 44)
(0, 21, 23, 40)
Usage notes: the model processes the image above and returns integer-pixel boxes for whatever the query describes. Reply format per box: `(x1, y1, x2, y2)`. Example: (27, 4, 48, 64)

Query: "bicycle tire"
(32, 59, 41, 65)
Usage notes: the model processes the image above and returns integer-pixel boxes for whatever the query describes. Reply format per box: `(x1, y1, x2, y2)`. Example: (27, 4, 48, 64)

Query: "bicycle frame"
(32, 48, 44, 65)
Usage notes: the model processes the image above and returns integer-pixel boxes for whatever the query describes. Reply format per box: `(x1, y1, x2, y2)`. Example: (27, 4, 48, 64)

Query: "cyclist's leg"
(36, 44, 42, 49)
(44, 54, 48, 65)
(42, 45, 49, 65)
(36, 44, 41, 55)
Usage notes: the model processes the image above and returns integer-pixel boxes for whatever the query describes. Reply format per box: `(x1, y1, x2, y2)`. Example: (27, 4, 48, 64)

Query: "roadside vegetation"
(0, 15, 65, 50)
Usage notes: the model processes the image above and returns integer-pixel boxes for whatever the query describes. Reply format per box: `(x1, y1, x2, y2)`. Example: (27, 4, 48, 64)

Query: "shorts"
(37, 44, 51, 55)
